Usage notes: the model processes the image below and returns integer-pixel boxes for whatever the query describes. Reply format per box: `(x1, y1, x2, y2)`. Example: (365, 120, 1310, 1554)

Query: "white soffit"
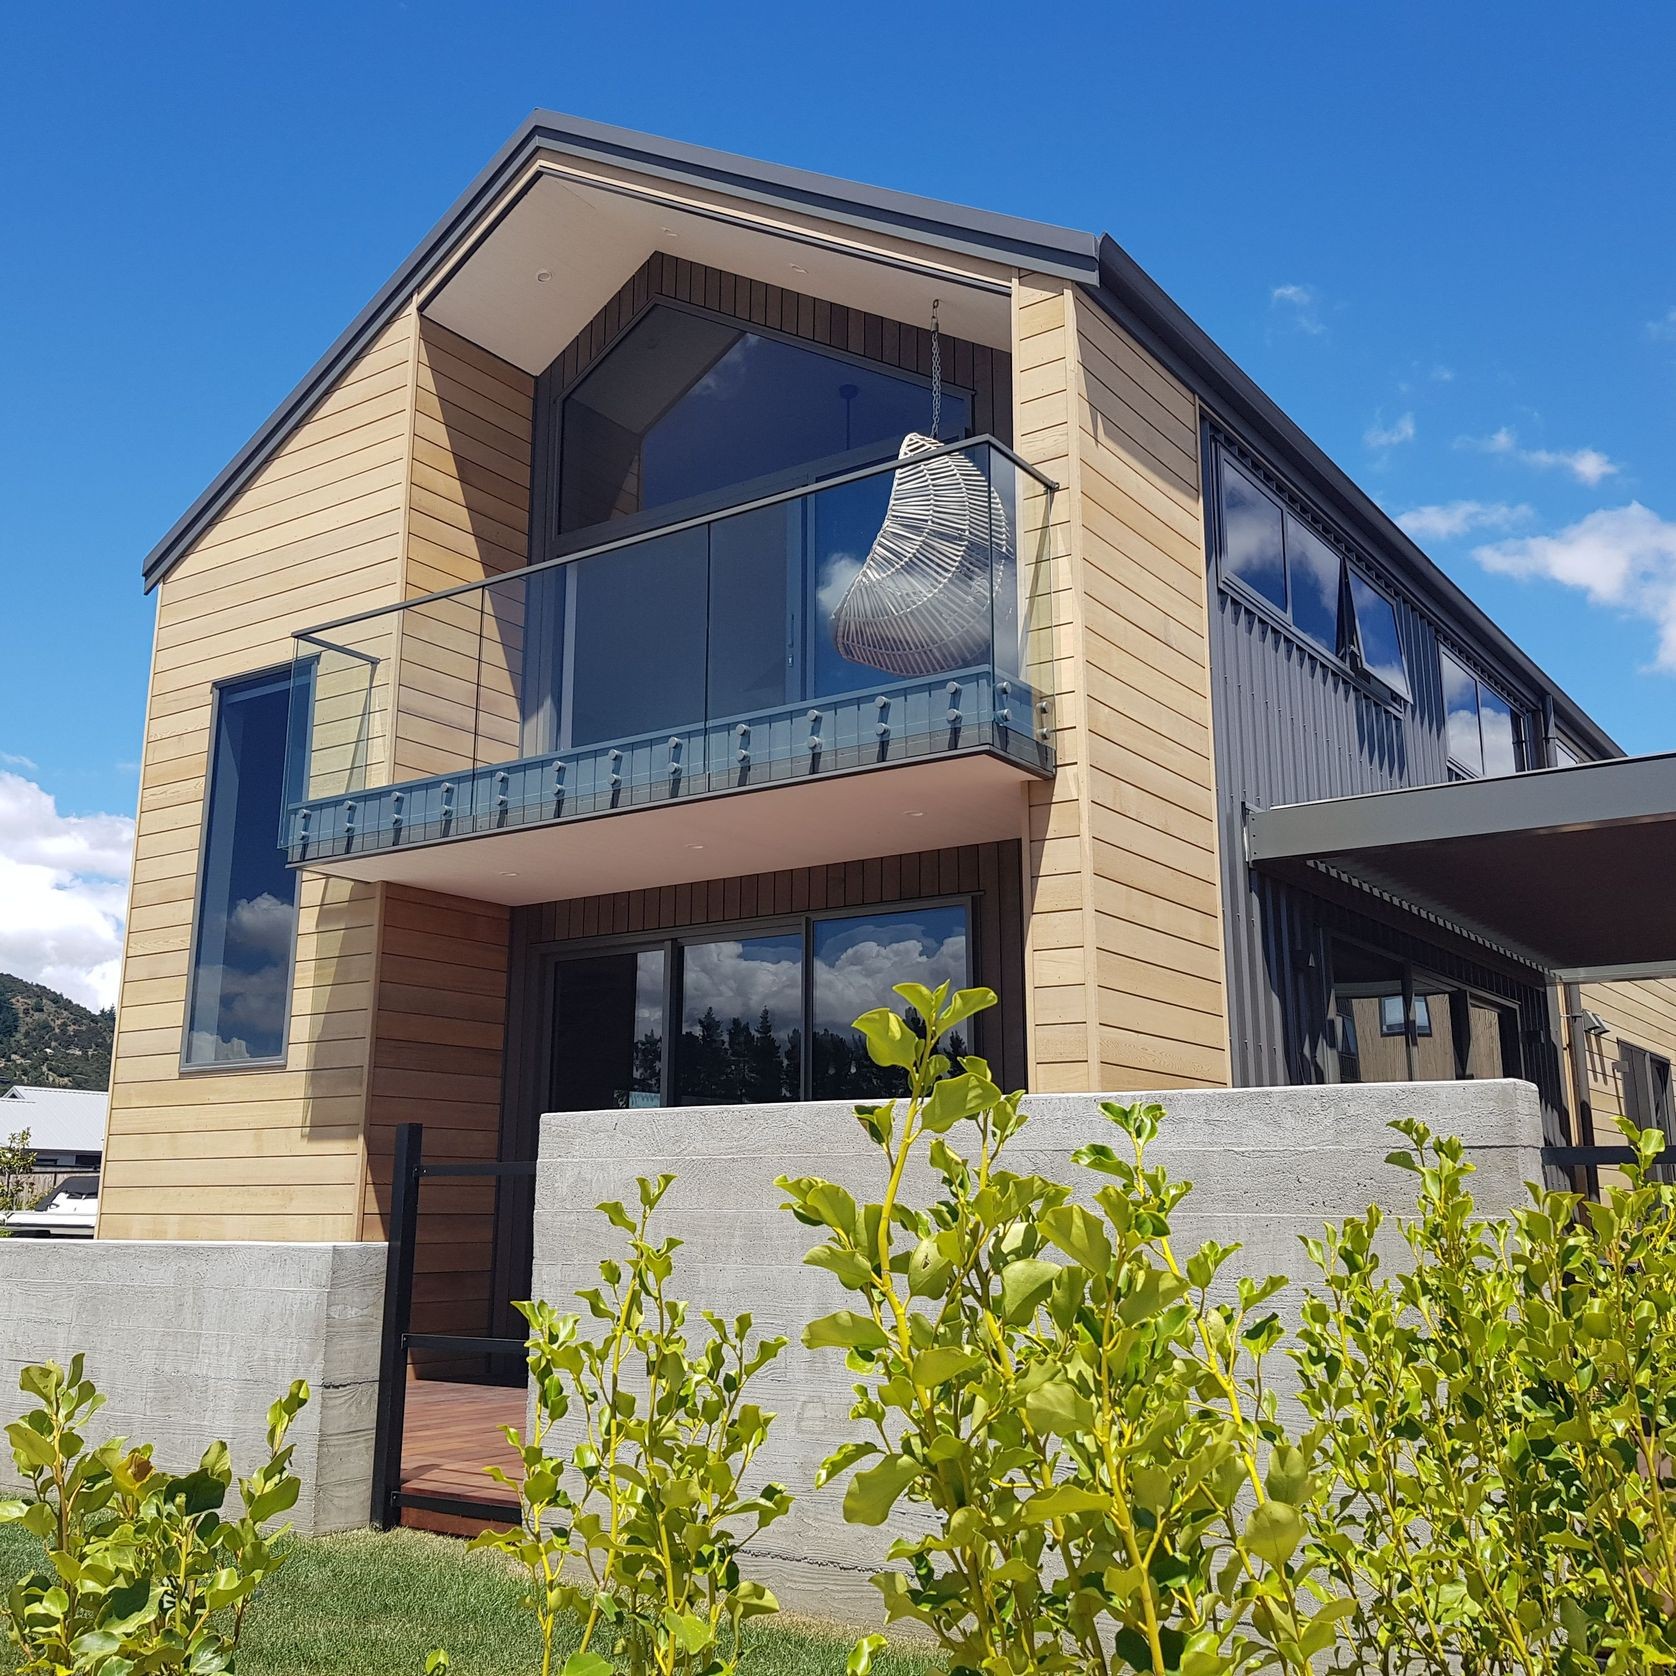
(422, 172, 1015, 376)
(301, 754, 1032, 906)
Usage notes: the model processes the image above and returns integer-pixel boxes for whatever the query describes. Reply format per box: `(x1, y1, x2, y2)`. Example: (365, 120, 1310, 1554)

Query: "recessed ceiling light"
(686, 842, 705, 850)
(534, 269, 551, 284)
(498, 870, 520, 877)
(661, 226, 679, 238)
(789, 263, 808, 275)
(903, 810, 925, 818)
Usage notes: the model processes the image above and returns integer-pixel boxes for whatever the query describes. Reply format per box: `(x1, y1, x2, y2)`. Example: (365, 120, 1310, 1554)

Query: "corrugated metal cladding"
(1204, 428, 1569, 1139)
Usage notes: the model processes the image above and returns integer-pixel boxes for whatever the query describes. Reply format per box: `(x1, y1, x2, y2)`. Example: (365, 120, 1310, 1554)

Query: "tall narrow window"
(183, 670, 300, 1065)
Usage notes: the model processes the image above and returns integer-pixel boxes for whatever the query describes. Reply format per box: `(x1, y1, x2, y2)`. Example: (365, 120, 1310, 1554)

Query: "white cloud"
(1472, 502, 1676, 672)
(1365, 412, 1416, 449)
(0, 772, 134, 1010)
(1429, 364, 1455, 383)
(1394, 500, 1533, 542)
(1646, 307, 1676, 343)
(0, 752, 37, 771)
(1460, 426, 1621, 486)
(1270, 283, 1326, 336)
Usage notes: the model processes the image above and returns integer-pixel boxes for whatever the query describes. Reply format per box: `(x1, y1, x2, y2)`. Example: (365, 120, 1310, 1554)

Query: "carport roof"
(1245, 753, 1676, 981)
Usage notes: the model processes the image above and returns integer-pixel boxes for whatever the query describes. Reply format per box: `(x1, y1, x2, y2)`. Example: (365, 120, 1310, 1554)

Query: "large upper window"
(1215, 450, 1411, 700)
(183, 670, 301, 1066)
(558, 304, 969, 539)
(1440, 649, 1520, 777)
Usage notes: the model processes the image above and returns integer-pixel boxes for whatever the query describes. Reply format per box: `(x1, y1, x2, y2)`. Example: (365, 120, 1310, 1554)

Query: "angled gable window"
(1214, 444, 1412, 701)
(183, 670, 300, 1067)
(557, 303, 969, 542)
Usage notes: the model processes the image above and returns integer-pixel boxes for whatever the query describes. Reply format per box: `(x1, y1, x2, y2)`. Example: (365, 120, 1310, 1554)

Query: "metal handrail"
(294, 433, 1057, 642)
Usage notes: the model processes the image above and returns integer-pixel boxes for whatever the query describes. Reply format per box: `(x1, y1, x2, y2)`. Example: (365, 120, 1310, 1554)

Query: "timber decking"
(399, 1377, 524, 1535)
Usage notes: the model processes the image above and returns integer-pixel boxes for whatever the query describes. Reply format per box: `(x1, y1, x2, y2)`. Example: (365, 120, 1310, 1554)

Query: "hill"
(0, 974, 114, 1093)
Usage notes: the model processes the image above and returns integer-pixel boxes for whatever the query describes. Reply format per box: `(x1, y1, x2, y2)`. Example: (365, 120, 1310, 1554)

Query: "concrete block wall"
(534, 1080, 1544, 1619)
(0, 1240, 385, 1534)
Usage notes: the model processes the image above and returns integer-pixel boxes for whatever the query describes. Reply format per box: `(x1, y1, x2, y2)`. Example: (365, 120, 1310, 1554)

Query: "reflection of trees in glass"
(812, 1008, 969, 1100)
(676, 1007, 800, 1105)
(631, 1030, 663, 1098)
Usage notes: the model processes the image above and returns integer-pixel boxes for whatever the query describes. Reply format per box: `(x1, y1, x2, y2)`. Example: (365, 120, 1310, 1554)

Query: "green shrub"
(1295, 1116, 1676, 1673)
(0, 1355, 307, 1673)
(780, 983, 1343, 1676)
(475, 1177, 792, 1676)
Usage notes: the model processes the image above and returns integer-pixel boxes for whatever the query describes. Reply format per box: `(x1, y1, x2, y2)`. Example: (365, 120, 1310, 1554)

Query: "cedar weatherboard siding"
(1012, 275, 1230, 1093)
(103, 313, 417, 1241)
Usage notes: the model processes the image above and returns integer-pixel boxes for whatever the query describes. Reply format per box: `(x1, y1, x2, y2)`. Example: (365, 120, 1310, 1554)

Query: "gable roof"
(138, 111, 1621, 762)
(1, 1086, 109, 1154)
(139, 110, 1098, 593)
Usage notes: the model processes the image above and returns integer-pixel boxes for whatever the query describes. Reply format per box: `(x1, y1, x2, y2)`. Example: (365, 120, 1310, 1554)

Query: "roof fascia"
(1087, 233, 1623, 763)
(142, 113, 1098, 592)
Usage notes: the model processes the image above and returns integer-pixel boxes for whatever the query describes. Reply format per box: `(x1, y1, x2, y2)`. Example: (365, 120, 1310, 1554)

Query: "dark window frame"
(178, 664, 306, 1074)
(535, 894, 979, 1108)
(1439, 644, 1528, 779)
(1326, 934, 1522, 1084)
(1209, 435, 1413, 708)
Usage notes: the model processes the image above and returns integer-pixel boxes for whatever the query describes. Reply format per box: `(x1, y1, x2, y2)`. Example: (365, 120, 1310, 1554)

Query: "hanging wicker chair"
(830, 430, 1008, 679)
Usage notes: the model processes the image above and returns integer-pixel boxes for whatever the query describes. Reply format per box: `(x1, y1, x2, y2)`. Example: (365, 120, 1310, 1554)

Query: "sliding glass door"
(545, 903, 972, 1112)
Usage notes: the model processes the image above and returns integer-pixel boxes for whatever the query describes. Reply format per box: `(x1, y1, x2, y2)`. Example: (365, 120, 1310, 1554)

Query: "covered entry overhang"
(1245, 752, 1676, 983)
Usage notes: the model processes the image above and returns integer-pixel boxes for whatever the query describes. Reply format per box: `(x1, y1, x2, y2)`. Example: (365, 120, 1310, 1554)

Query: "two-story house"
(94, 112, 1676, 1525)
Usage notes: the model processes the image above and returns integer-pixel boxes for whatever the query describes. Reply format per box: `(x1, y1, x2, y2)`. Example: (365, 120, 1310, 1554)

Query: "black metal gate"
(369, 1122, 535, 1529)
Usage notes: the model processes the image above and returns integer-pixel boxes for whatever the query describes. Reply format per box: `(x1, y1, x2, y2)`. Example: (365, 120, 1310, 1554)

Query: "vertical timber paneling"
(101, 312, 418, 1240)
(361, 885, 511, 1342)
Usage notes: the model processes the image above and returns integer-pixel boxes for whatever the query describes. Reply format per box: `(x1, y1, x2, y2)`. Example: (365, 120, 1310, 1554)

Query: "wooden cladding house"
(107, 110, 1676, 1297)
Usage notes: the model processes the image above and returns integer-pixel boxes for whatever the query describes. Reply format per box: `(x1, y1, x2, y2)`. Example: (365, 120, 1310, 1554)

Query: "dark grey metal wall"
(1204, 431, 1569, 1135)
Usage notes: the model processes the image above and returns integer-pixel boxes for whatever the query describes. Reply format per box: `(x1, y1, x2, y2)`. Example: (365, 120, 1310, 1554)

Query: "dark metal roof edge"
(141, 112, 1099, 591)
(1249, 749, 1676, 860)
(1086, 234, 1624, 764)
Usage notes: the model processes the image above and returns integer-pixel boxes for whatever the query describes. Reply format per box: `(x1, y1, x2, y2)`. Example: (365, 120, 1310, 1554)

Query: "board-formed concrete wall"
(0, 1240, 384, 1534)
(534, 1080, 1544, 1620)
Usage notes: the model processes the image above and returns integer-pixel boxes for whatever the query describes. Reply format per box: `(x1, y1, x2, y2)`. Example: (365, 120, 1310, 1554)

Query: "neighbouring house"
(9, 113, 1672, 1550)
(0, 1085, 106, 1173)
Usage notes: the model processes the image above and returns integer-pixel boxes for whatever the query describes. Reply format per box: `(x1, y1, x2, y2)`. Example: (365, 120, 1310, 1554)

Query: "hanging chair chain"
(930, 297, 942, 440)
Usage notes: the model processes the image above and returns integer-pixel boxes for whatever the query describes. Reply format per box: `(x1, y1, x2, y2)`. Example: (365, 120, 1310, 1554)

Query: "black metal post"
(370, 1122, 422, 1529)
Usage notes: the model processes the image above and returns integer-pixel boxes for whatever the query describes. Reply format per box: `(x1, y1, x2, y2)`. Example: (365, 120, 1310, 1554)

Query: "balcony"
(283, 438, 1057, 900)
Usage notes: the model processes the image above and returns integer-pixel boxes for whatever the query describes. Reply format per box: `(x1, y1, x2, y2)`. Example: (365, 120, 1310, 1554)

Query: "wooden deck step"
(399, 1377, 526, 1535)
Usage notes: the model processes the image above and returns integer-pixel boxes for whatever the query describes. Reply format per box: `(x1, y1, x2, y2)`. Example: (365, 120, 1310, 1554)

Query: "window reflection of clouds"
(812, 907, 970, 1099)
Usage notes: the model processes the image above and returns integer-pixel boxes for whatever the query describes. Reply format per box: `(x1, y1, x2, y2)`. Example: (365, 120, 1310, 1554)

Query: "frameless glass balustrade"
(282, 437, 1056, 862)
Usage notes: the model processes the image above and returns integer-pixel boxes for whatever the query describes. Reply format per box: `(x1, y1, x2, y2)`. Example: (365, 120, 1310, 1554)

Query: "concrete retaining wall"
(0, 1240, 385, 1534)
(533, 1080, 1544, 1619)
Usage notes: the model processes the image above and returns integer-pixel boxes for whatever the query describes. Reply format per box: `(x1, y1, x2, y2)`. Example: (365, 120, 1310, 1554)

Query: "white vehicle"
(3, 1174, 99, 1238)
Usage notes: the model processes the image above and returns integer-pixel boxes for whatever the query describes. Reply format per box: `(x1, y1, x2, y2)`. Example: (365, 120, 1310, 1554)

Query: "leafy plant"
(780, 982, 1343, 1675)
(1295, 1116, 1676, 1674)
(0, 1127, 36, 1218)
(475, 1176, 792, 1676)
(0, 1354, 308, 1673)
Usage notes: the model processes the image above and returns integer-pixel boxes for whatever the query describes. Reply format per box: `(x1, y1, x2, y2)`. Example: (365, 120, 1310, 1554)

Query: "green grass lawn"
(0, 1521, 929, 1676)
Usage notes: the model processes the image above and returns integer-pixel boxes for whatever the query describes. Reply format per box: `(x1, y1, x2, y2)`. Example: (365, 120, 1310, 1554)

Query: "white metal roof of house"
(0, 1086, 108, 1154)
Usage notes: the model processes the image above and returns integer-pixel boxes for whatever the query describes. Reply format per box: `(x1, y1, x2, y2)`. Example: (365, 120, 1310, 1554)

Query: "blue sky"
(0, 2, 1672, 884)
